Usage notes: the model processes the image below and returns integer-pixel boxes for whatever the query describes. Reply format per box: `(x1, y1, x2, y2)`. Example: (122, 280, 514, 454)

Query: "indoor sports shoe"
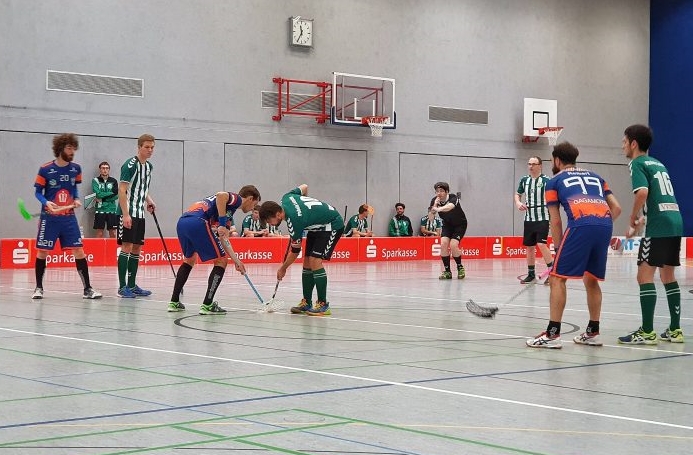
(306, 301, 331, 316)
(118, 286, 136, 298)
(659, 328, 684, 343)
(82, 288, 102, 299)
(617, 327, 658, 345)
(290, 298, 312, 314)
(573, 332, 603, 346)
(199, 302, 227, 315)
(520, 275, 536, 284)
(168, 301, 186, 312)
(130, 285, 152, 296)
(439, 271, 452, 280)
(457, 266, 466, 279)
(32, 287, 44, 300)
(526, 331, 562, 349)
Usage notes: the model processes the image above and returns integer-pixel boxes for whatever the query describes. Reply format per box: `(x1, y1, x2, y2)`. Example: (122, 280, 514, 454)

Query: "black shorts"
(637, 236, 681, 267)
(118, 216, 146, 246)
(94, 212, 119, 230)
(305, 228, 344, 260)
(523, 220, 550, 246)
(441, 221, 467, 242)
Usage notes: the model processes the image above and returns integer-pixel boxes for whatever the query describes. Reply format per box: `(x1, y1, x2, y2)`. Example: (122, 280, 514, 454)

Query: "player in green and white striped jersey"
(116, 134, 156, 298)
(514, 156, 554, 284)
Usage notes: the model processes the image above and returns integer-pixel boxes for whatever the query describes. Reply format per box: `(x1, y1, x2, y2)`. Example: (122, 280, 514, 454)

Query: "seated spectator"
(344, 204, 373, 237)
(242, 207, 268, 237)
(420, 206, 442, 236)
(388, 202, 413, 237)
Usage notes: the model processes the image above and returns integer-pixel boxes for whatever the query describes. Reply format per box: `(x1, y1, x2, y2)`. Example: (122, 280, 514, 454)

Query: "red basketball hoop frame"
(272, 77, 331, 123)
(537, 126, 564, 145)
(361, 115, 389, 137)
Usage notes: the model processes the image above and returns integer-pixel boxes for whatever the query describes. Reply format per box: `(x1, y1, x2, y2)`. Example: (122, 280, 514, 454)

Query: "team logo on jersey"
(48, 179, 58, 187)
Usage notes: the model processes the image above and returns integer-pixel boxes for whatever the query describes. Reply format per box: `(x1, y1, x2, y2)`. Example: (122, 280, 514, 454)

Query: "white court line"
(1, 326, 691, 431)
(3, 284, 690, 355)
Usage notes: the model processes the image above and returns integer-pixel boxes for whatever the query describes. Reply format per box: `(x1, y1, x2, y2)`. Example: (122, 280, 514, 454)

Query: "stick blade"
(465, 299, 498, 318)
(17, 198, 33, 220)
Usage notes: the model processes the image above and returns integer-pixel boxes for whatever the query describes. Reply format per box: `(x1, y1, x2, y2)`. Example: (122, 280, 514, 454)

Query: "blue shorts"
(36, 214, 83, 251)
(177, 215, 225, 262)
(552, 224, 612, 280)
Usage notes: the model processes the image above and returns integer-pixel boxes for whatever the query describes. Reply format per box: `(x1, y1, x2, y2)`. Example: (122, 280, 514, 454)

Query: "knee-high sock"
(302, 268, 314, 303)
(171, 263, 193, 303)
(203, 266, 226, 305)
(126, 253, 140, 288)
(664, 281, 681, 330)
(75, 257, 91, 290)
(117, 252, 129, 288)
(35, 258, 47, 289)
(441, 256, 451, 272)
(639, 283, 657, 333)
(453, 255, 462, 268)
(314, 268, 328, 303)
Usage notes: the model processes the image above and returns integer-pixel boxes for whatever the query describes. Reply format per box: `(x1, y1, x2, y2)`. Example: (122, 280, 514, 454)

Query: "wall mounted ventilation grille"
(46, 70, 144, 97)
(428, 105, 488, 125)
(261, 91, 325, 113)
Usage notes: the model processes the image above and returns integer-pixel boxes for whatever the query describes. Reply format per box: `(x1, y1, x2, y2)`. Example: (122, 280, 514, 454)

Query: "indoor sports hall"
(1, 0, 692, 454)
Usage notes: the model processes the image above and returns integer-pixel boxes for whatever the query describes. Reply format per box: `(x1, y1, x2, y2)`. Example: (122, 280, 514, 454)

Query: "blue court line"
(0, 352, 687, 431)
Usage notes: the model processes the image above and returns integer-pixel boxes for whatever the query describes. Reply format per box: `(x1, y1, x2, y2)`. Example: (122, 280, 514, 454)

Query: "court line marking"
(1, 326, 691, 431)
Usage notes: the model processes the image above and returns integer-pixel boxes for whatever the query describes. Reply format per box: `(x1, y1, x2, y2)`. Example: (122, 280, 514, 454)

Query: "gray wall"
(0, 0, 648, 238)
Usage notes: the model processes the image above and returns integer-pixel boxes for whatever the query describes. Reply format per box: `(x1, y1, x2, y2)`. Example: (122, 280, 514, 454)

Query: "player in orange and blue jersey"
(167, 186, 261, 314)
(526, 142, 621, 349)
(32, 133, 102, 300)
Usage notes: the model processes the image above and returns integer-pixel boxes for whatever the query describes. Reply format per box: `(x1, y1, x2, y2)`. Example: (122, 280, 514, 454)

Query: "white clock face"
(292, 19, 312, 47)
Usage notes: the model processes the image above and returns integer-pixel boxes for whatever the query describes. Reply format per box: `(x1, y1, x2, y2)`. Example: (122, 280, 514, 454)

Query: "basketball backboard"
(331, 72, 396, 129)
(523, 98, 558, 138)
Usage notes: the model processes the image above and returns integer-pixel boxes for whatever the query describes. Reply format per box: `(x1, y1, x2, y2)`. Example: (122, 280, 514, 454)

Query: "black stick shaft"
(151, 212, 177, 279)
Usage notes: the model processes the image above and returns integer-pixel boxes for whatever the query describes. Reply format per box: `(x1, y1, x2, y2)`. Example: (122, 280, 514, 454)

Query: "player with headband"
(431, 182, 468, 279)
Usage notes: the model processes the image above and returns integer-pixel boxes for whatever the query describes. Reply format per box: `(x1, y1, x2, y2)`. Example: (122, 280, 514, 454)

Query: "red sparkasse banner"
(486, 236, 556, 259)
(687, 237, 692, 259)
(357, 237, 426, 262)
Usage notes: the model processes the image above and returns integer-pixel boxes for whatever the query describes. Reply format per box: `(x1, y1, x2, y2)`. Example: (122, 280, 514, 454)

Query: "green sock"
(117, 252, 129, 288)
(126, 253, 140, 288)
(664, 281, 681, 330)
(301, 268, 314, 303)
(639, 283, 657, 333)
(313, 268, 327, 303)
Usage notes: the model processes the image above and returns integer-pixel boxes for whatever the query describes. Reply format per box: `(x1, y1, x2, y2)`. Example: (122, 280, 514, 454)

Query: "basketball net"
(364, 116, 389, 137)
(539, 126, 564, 146)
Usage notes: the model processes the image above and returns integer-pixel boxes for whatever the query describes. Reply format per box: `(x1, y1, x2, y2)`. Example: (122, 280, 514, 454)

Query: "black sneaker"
(520, 275, 536, 284)
(83, 288, 103, 299)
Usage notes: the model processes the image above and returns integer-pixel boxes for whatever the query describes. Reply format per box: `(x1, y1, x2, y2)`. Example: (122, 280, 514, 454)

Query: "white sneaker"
(32, 287, 44, 299)
(573, 332, 603, 346)
(526, 331, 562, 349)
(83, 288, 102, 299)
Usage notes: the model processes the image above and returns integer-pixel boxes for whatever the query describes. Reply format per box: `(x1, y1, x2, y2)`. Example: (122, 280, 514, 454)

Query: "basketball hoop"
(538, 126, 564, 146)
(362, 116, 389, 137)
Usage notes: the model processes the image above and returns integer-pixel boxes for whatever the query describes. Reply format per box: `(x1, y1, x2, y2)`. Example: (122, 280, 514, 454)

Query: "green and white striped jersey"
(118, 156, 153, 218)
(516, 174, 550, 222)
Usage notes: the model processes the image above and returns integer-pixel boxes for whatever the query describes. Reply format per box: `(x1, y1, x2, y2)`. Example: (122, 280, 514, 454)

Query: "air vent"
(46, 70, 144, 97)
(429, 105, 488, 125)
(262, 91, 325, 113)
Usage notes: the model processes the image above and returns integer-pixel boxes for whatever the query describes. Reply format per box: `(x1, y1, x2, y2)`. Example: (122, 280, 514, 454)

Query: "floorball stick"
(466, 268, 551, 318)
(263, 240, 292, 312)
(151, 211, 179, 285)
(17, 198, 74, 220)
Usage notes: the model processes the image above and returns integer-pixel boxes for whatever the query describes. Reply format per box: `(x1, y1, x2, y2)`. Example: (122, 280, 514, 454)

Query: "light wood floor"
(1, 257, 692, 454)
